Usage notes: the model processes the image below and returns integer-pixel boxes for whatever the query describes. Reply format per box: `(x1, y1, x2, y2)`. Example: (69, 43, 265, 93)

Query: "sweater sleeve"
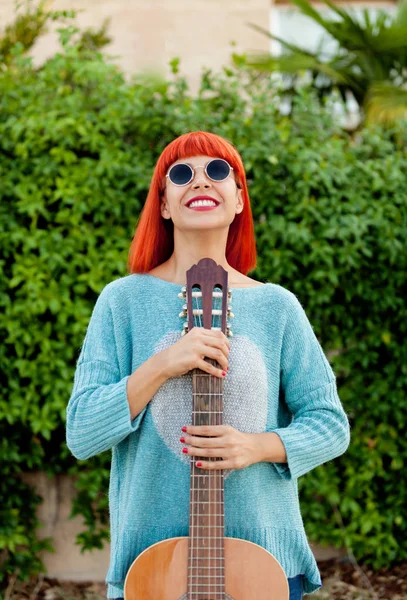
(66, 285, 147, 460)
(271, 293, 350, 480)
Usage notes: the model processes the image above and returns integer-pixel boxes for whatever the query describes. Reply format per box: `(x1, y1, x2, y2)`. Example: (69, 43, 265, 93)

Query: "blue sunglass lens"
(169, 164, 193, 185)
(207, 159, 230, 181)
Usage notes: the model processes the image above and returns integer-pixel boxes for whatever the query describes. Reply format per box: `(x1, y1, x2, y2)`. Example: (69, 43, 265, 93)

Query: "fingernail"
(181, 426, 187, 432)
(180, 437, 185, 443)
(196, 462, 202, 467)
(182, 448, 188, 454)
(222, 371, 226, 376)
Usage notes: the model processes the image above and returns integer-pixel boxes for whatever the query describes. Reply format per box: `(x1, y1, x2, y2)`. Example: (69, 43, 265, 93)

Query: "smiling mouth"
(186, 200, 220, 208)
(187, 201, 219, 210)
(185, 195, 220, 207)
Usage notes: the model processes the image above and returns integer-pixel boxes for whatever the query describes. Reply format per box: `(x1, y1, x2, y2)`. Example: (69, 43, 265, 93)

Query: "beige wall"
(22, 472, 345, 582)
(1, 0, 271, 90)
(21, 473, 110, 581)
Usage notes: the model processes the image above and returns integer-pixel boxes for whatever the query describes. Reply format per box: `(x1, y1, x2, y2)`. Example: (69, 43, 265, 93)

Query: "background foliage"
(0, 13, 406, 589)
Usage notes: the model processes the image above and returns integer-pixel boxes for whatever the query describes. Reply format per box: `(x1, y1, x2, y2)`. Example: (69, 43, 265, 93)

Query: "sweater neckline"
(140, 273, 268, 291)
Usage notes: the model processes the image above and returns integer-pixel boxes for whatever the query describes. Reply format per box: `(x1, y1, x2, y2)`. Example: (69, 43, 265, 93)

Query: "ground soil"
(313, 558, 407, 599)
(4, 559, 407, 600)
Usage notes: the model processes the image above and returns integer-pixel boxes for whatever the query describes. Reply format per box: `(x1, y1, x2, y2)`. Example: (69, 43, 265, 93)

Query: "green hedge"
(0, 33, 406, 585)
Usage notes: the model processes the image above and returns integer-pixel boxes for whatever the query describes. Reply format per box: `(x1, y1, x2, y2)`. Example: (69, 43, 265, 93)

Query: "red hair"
(127, 131, 257, 275)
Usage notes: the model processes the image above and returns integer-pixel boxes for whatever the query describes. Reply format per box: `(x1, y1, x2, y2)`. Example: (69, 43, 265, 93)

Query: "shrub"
(0, 28, 406, 585)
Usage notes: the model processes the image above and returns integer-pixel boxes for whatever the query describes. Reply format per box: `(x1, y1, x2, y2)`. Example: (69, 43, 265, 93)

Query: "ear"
(160, 191, 171, 220)
(236, 186, 244, 214)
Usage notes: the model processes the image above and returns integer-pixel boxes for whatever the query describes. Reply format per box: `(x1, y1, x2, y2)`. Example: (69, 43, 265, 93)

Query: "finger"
(195, 459, 235, 470)
(183, 425, 228, 437)
(184, 445, 225, 457)
(184, 434, 224, 448)
(203, 328, 230, 344)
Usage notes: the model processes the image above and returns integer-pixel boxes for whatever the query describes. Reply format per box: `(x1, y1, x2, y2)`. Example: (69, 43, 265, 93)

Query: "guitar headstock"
(178, 258, 234, 337)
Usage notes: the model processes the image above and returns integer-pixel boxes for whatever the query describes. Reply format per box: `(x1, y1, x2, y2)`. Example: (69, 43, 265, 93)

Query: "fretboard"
(188, 364, 225, 598)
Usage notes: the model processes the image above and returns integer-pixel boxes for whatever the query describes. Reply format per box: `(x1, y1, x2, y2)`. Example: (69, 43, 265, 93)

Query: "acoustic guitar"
(124, 258, 289, 599)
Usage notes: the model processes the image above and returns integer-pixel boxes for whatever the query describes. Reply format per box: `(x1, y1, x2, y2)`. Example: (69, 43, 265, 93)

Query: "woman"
(66, 131, 350, 599)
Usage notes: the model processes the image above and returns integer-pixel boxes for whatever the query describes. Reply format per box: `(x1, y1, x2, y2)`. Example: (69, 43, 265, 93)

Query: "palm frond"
(244, 50, 355, 88)
(290, 0, 373, 50)
(245, 0, 407, 126)
(247, 22, 316, 57)
(366, 82, 407, 124)
(395, 0, 407, 27)
(283, 0, 330, 28)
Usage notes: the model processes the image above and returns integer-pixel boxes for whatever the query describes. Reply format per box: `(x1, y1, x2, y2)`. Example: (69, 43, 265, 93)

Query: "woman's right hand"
(161, 327, 230, 379)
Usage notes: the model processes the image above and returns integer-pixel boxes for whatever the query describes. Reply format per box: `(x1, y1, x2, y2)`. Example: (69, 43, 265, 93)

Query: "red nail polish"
(196, 462, 202, 467)
(182, 448, 188, 454)
(181, 426, 187, 432)
(180, 437, 185, 443)
(222, 371, 226, 376)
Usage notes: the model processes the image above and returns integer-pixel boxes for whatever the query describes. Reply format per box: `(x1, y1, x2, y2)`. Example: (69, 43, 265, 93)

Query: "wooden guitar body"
(124, 536, 289, 600)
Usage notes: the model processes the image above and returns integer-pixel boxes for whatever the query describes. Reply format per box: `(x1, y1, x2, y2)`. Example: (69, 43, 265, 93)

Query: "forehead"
(170, 155, 215, 167)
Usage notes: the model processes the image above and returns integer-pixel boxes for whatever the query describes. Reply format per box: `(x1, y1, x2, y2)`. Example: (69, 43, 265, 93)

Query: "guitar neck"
(189, 364, 225, 591)
(183, 259, 231, 595)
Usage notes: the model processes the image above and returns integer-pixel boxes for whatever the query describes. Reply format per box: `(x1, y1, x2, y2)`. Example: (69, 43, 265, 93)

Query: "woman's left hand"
(180, 424, 259, 470)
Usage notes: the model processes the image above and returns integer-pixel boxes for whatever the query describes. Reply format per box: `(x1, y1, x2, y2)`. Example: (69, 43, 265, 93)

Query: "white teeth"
(188, 200, 218, 208)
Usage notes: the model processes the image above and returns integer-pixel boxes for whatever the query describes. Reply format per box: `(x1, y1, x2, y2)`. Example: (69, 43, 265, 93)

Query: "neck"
(165, 230, 231, 283)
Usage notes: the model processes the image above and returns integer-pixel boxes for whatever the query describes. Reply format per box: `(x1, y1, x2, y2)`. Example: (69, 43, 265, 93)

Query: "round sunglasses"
(166, 158, 234, 186)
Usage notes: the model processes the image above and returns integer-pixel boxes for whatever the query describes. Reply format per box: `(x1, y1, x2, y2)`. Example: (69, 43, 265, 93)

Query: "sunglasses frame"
(166, 158, 234, 187)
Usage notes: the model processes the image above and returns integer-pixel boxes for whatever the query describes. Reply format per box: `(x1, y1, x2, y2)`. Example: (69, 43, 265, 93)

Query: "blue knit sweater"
(66, 273, 350, 597)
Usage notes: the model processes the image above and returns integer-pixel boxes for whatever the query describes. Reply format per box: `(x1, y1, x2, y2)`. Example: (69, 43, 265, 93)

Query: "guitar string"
(213, 287, 218, 595)
(216, 285, 224, 597)
(194, 285, 204, 595)
(216, 285, 222, 595)
(191, 285, 199, 596)
(195, 283, 215, 597)
(192, 285, 200, 596)
(217, 285, 224, 597)
(191, 284, 224, 597)
(214, 284, 224, 598)
(189, 286, 207, 595)
(219, 286, 225, 596)
(190, 285, 197, 596)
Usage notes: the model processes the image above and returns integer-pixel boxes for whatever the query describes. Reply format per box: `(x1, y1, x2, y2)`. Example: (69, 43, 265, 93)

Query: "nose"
(191, 166, 212, 189)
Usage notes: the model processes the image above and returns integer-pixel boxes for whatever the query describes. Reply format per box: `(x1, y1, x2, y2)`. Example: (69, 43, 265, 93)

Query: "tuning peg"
(226, 326, 233, 337)
(178, 286, 187, 299)
(179, 303, 187, 318)
(181, 322, 189, 336)
(227, 309, 234, 319)
(227, 289, 232, 300)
